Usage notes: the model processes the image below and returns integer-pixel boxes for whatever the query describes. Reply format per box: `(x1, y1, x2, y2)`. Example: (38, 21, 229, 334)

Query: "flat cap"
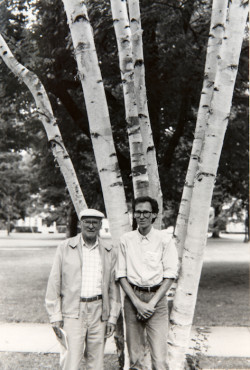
(79, 209, 105, 219)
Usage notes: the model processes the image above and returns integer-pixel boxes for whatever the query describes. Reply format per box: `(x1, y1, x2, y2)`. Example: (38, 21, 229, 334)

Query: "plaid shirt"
(80, 236, 102, 297)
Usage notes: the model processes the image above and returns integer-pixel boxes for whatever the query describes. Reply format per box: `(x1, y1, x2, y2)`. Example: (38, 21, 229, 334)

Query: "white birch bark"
(110, 0, 149, 198)
(61, 0, 131, 244)
(0, 34, 87, 218)
(174, 0, 228, 258)
(168, 1, 248, 368)
(127, 0, 163, 229)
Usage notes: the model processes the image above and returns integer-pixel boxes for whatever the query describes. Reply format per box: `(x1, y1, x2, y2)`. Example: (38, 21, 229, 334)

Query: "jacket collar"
(68, 233, 112, 251)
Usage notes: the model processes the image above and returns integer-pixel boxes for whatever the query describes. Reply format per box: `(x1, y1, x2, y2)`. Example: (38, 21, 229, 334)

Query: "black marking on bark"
(37, 92, 42, 96)
(99, 168, 108, 172)
(202, 105, 209, 108)
(207, 81, 214, 88)
(125, 25, 130, 29)
(49, 138, 65, 151)
(132, 165, 147, 176)
(110, 181, 123, 187)
(197, 172, 215, 181)
(169, 318, 177, 325)
(127, 116, 139, 128)
(138, 113, 147, 119)
(135, 59, 143, 67)
(97, 79, 103, 84)
(212, 23, 225, 31)
(113, 19, 119, 24)
(75, 42, 88, 53)
(228, 64, 238, 70)
(3, 51, 7, 55)
(110, 152, 116, 157)
(214, 87, 219, 91)
(204, 73, 208, 80)
(74, 14, 88, 23)
(147, 146, 154, 153)
(128, 128, 141, 136)
(100, 168, 108, 172)
(91, 132, 100, 138)
(130, 18, 138, 23)
(122, 39, 129, 45)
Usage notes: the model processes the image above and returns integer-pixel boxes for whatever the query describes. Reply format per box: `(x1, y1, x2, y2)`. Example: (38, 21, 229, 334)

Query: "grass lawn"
(0, 353, 118, 369)
(0, 235, 249, 369)
(0, 238, 249, 326)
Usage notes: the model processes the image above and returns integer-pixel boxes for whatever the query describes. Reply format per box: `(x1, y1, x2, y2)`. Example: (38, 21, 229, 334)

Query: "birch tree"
(168, 1, 249, 368)
(110, 0, 149, 198)
(0, 34, 87, 218)
(127, 0, 163, 228)
(61, 0, 131, 244)
(173, 0, 228, 259)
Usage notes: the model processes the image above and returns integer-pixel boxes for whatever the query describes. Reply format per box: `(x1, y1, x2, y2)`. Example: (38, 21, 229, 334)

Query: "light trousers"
(60, 300, 106, 370)
(124, 290, 169, 370)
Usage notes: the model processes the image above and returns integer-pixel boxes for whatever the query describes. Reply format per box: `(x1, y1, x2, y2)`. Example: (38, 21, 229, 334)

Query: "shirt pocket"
(144, 251, 158, 268)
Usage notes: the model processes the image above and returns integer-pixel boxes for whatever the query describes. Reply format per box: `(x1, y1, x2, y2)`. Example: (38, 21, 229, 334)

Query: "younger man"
(116, 196, 178, 370)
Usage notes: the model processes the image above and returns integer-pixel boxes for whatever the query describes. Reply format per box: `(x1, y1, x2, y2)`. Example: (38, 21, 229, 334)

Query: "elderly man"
(45, 209, 120, 370)
(116, 196, 179, 370)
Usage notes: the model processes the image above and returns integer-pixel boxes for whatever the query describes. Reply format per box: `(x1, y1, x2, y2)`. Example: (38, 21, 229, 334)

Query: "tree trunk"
(168, 1, 248, 368)
(127, 0, 163, 228)
(173, 0, 228, 259)
(0, 34, 88, 219)
(66, 204, 79, 238)
(110, 0, 149, 198)
(61, 2, 131, 368)
(211, 205, 222, 238)
(61, 0, 131, 245)
(244, 208, 249, 243)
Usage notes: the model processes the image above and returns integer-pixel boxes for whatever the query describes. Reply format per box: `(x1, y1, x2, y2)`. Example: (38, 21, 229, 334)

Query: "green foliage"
(0, 151, 32, 227)
(0, 0, 248, 229)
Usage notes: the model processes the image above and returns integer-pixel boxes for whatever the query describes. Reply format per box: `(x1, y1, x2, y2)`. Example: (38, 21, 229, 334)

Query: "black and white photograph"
(0, 0, 249, 369)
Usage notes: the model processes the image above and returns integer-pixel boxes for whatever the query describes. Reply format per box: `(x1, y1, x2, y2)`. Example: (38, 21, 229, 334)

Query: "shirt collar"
(81, 234, 99, 250)
(137, 226, 155, 242)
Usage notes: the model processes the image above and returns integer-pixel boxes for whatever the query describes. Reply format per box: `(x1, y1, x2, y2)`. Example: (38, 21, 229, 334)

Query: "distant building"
(14, 215, 57, 233)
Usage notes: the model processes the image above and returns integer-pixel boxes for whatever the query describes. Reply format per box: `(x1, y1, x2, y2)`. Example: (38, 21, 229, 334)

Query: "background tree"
(0, 0, 248, 237)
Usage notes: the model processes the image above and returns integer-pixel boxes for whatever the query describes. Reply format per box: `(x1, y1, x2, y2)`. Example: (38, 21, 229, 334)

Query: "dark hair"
(133, 196, 159, 224)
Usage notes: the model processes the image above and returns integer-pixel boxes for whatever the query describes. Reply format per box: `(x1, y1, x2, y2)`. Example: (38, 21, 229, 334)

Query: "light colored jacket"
(45, 234, 120, 325)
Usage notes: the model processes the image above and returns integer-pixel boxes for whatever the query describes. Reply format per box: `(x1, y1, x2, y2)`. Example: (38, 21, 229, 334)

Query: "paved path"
(0, 322, 249, 358)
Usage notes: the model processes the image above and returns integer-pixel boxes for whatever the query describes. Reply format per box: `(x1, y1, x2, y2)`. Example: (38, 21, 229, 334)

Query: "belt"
(130, 283, 161, 293)
(80, 295, 102, 302)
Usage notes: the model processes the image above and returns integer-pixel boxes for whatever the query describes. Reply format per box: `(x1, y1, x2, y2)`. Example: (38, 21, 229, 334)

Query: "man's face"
(80, 217, 102, 240)
(134, 201, 156, 230)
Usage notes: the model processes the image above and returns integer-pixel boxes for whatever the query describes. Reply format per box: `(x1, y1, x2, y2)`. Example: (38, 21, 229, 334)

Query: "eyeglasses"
(134, 211, 152, 219)
(81, 220, 100, 227)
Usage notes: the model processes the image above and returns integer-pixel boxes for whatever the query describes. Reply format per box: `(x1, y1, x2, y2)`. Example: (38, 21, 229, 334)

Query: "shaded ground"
(194, 261, 250, 326)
